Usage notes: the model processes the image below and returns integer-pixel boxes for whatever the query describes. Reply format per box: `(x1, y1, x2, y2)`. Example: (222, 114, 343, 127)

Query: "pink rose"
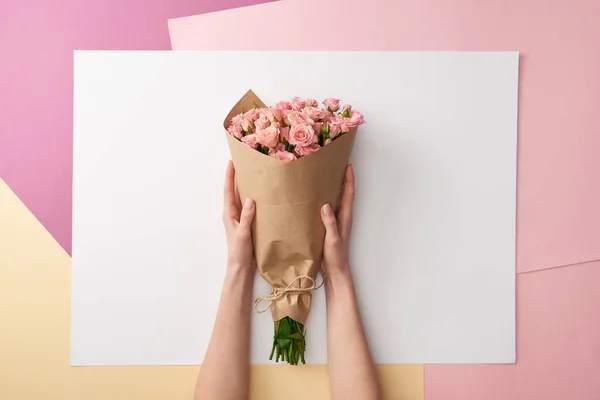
(322, 98, 340, 112)
(324, 138, 332, 146)
(344, 110, 365, 129)
(321, 114, 334, 124)
(341, 104, 353, 117)
(255, 114, 270, 130)
(243, 108, 259, 120)
(291, 96, 306, 111)
(231, 114, 243, 127)
(227, 124, 243, 139)
(305, 98, 318, 107)
(280, 126, 290, 141)
(241, 133, 258, 148)
(295, 143, 321, 157)
(275, 101, 292, 110)
(265, 107, 283, 123)
(241, 118, 253, 133)
(350, 111, 365, 126)
(255, 125, 280, 148)
(345, 118, 358, 129)
(288, 123, 317, 147)
(335, 116, 351, 133)
(285, 111, 313, 126)
(269, 143, 286, 155)
(281, 110, 290, 125)
(271, 150, 297, 163)
(313, 122, 323, 136)
(303, 106, 325, 122)
(328, 122, 341, 139)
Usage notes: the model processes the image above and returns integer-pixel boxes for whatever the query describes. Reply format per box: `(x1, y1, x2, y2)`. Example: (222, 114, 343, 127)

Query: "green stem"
(272, 317, 308, 365)
(269, 340, 276, 360)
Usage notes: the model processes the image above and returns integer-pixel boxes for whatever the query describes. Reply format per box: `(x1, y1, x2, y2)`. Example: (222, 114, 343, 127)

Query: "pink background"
(1, 0, 598, 398)
(0, 0, 273, 255)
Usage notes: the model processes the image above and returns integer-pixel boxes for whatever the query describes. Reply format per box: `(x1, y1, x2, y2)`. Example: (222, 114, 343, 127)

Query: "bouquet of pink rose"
(223, 90, 364, 365)
(226, 95, 364, 163)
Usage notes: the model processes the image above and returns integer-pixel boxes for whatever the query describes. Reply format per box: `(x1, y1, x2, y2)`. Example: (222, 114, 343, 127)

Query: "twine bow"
(254, 275, 325, 313)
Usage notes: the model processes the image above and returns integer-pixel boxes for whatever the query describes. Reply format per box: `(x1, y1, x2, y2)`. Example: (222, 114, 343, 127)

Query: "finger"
(238, 198, 256, 233)
(321, 203, 341, 242)
(223, 161, 240, 221)
(234, 178, 242, 214)
(337, 165, 355, 235)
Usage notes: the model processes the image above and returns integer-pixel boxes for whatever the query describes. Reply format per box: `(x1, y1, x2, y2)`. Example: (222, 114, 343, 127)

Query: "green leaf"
(276, 336, 291, 346)
(287, 333, 304, 341)
(278, 317, 292, 335)
(320, 123, 330, 135)
(342, 108, 351, 118)
(252, 103, 258, 109)
(258, 145, 269, 155)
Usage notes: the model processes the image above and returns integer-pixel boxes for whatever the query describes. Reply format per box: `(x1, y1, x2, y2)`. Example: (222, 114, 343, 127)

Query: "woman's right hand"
(223, 161, 256, 274)
(320, 164, 355, 278)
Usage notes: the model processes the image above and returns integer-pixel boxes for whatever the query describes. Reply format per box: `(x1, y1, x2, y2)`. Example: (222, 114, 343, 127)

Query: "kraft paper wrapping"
(224, 90, 357, 324)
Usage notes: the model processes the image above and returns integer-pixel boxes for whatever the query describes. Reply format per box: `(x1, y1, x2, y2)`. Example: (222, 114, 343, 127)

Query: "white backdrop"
(72, 51, 518, 365)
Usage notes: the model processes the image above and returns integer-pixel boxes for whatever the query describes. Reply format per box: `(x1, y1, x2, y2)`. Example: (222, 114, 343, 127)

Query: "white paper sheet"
(71, 51, 517, 365)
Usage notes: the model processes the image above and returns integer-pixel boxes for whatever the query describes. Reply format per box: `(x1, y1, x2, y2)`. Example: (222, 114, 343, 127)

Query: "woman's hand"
(321, 165, 381, 400)
(195, 161, 255, 400)
(320, 164, 355, 278)
(223, 161, 256, 272)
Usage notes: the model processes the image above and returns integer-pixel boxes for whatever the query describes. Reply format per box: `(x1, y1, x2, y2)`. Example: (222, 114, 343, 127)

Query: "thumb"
(321, 204, 340, 240)
(239, 198, 256, 232)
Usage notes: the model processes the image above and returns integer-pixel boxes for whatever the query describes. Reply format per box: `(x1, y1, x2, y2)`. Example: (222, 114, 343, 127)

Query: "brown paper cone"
(224, 90, 356, 324)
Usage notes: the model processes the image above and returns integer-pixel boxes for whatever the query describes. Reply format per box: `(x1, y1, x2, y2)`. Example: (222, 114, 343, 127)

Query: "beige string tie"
(254, 275, 325, 313)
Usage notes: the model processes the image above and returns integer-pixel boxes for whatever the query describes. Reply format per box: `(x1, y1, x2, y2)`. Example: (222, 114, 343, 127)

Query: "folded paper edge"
(223, 89, 267, 127)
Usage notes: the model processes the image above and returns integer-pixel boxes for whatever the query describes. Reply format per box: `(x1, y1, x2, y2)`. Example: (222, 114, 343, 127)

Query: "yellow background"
(0, 179, 423, 399)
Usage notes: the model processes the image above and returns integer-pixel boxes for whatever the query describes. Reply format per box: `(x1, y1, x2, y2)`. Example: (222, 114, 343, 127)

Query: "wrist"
(222, 264, 254, 293)
(225, 262, 254, 284)
(325, 266, 354, 290)
(226, 260, 254, 274)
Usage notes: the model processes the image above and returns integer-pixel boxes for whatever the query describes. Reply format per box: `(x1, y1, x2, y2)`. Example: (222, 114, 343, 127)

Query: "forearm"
(195, 265, 254, 400)
(325, 269, 380, 400)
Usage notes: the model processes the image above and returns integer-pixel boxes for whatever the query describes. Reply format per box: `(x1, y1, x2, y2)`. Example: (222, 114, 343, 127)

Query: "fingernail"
(244, 198, 254, 209)
(322, 204, 332, 215)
